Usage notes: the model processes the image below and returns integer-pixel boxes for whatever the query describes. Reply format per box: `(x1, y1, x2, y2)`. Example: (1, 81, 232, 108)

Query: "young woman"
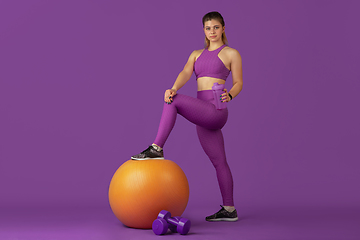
(131, 11, 243, 222)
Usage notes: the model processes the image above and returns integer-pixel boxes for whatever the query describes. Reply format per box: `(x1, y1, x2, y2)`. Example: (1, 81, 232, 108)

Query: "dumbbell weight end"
(152, 218, 168, 235)
(177, 218, 191, 235)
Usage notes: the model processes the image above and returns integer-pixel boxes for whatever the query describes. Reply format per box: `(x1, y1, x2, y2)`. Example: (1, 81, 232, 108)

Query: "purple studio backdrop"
(1, 0, 359, 214)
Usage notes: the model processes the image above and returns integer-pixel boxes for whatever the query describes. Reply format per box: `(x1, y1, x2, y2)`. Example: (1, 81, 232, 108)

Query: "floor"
(1, 205, 359, 240)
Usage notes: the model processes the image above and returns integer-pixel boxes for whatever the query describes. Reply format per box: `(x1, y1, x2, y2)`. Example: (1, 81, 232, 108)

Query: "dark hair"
(202, 11, 228, 48)
(202, 11, 225, 27)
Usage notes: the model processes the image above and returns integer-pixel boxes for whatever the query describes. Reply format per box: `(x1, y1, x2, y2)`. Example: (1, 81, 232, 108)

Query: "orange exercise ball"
(108, 159, 189, 229)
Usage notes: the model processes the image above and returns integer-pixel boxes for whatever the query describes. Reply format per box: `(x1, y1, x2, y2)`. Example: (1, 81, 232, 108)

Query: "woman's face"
(203, 19, 225, 44)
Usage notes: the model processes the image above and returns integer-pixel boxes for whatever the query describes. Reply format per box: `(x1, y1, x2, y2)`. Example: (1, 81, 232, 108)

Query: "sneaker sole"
(206, 217, 238, 222)
(131, 157, 165, 160)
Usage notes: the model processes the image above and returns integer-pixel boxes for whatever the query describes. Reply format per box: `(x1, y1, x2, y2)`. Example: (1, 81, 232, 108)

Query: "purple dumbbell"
(152, 210, 191, 235)
(168, 216, 182, 233)
(152, 218, 169, 235)
(151, 216, 181, 235)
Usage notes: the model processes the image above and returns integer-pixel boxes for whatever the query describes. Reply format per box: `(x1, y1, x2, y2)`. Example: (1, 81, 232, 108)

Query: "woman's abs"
(197, 77, 226, 91)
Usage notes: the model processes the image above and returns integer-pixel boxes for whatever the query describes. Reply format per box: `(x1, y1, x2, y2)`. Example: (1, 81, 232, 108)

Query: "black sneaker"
(131, 146, 164, 160)
(205, 205, 238, 222)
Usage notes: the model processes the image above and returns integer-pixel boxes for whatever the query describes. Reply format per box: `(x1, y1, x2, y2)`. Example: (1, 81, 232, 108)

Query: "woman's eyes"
(206, 26, 219, 30)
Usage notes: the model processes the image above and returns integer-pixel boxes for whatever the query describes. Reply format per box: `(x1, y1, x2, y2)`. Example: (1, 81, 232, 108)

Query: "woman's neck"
(208, 41, 225, 51)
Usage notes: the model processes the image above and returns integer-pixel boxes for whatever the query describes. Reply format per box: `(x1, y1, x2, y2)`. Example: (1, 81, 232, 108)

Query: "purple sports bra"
(194, 44, 230, 81)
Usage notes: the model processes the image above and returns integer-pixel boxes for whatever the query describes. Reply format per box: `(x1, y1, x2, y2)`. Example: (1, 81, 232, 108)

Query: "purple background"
(1, 0, 359, 239)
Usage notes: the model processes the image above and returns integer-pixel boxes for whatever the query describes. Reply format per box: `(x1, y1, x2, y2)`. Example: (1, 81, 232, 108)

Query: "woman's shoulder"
(189, 48, 205, 60)
(223, 46, 240, 55)
(223, 46, 242, 60)
(192, 48, 205, 55)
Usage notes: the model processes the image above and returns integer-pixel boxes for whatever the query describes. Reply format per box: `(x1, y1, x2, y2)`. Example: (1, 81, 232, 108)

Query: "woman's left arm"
(225, 49, 243, 101)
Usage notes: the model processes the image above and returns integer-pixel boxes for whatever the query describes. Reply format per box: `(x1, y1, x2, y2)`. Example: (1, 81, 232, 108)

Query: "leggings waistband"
(197, 90, 214, 101)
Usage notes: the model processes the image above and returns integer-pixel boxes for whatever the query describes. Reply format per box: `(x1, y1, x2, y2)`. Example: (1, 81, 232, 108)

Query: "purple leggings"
(154, 90, 234, 206)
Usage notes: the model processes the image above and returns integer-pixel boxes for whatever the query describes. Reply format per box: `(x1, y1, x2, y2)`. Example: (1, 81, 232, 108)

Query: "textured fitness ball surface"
(109, 159, 189, 229)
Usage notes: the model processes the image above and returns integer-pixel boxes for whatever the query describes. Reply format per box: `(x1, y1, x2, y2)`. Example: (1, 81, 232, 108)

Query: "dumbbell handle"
(167, 217, 180, 226)
(166, 216, 191, 235)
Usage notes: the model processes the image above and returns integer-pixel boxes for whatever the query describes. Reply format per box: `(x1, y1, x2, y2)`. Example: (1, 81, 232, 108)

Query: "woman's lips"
(210, 35, 217, 38)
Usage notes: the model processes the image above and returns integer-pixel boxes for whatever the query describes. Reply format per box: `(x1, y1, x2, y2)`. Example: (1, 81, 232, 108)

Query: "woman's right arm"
(165, 50, 198, 103)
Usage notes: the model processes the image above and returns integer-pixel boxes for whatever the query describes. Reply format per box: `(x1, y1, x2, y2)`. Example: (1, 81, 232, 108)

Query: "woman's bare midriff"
(197, 77, 226, 91)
